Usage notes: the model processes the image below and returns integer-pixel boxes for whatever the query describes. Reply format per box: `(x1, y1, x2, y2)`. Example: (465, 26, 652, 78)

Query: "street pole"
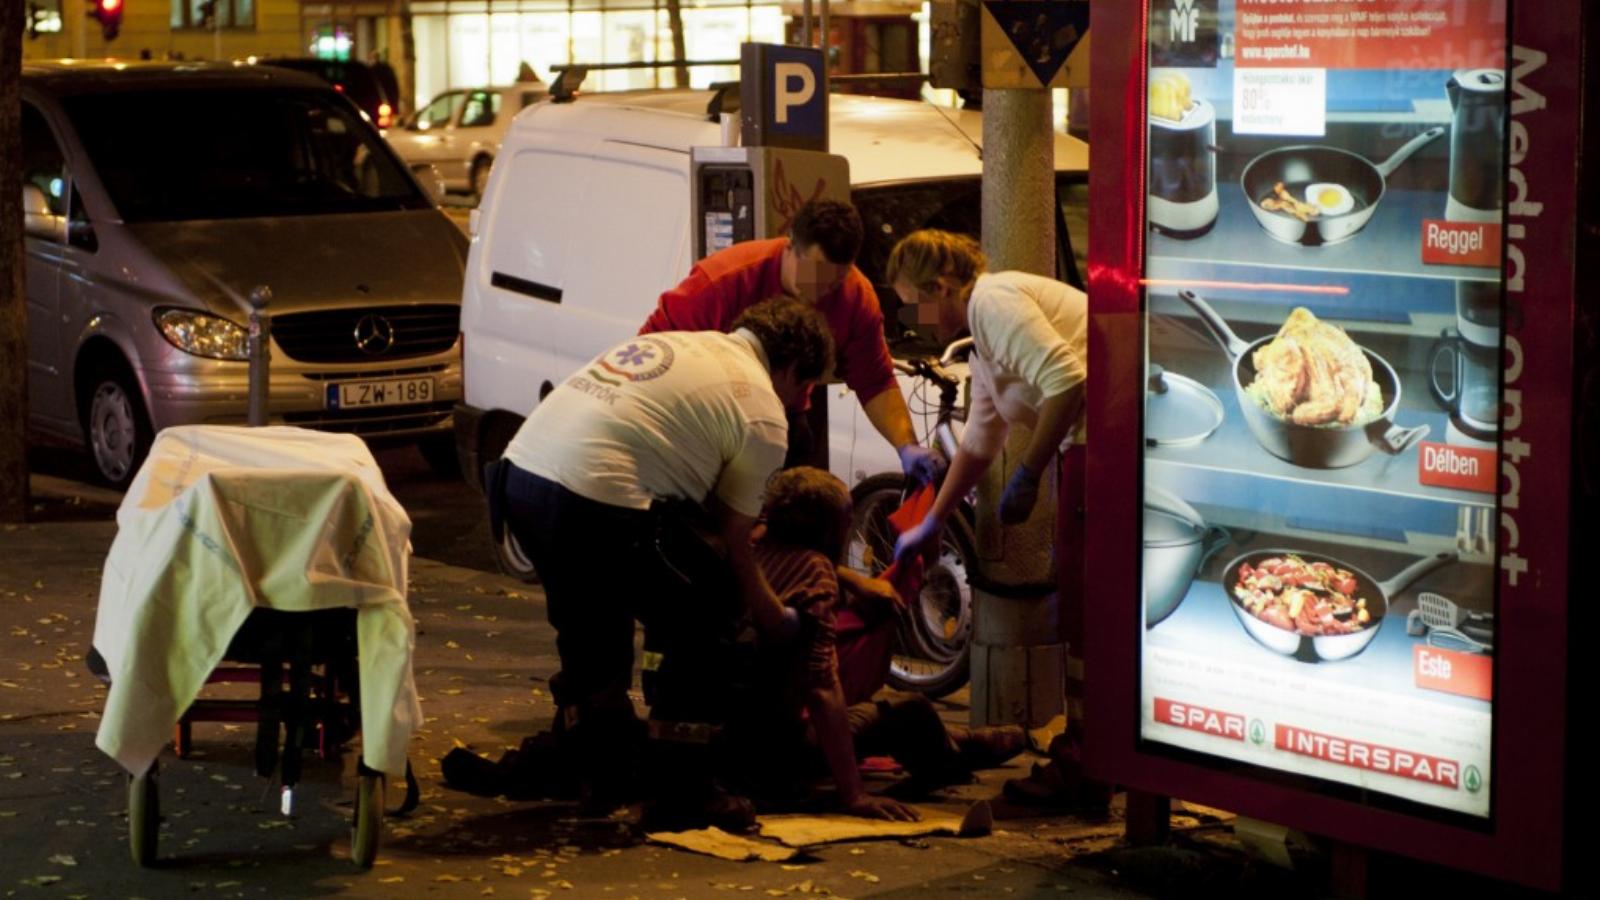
(73, 0, 86, 58)
(1, 0, 30, 522)
(246, 286, 272, 427)
(970, 85, 1064, 732)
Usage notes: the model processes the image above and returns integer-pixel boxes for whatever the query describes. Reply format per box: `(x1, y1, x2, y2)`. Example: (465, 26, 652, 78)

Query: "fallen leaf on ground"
(48, 854, 77, 866)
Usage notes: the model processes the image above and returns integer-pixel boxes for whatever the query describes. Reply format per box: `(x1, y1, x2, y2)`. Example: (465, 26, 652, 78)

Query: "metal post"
(246, 286, 273, 427)
(802, 0, 813, 47)
(820, 0, 829, 62)
(970, 86, 1063, 730)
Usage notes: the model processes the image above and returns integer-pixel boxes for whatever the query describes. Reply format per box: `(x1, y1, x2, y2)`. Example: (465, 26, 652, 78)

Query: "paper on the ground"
(93, 425, 420, 778)
(646, 827, 799, 862)
(757, 803, 982, 848)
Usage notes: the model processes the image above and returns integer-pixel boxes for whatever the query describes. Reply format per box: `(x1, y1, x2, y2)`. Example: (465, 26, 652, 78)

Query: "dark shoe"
(1002, 747, 1112, 812)
(949, 724, 1028, 770)
(639, 786, 757, 834)
(441, 747, 511, 797)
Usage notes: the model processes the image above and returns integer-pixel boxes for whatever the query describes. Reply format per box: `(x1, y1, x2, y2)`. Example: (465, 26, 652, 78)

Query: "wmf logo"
(1153, 0, 1219, 68)
(1170, 0, 1201, 44)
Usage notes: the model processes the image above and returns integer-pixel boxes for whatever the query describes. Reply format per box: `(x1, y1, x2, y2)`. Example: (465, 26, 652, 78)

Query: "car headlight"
(154, 308, 250, 360)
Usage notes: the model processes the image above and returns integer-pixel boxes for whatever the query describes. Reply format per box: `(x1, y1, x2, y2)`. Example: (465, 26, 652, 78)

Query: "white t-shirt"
(504, 329, 789, 517)
(961, 271, 1089, 459)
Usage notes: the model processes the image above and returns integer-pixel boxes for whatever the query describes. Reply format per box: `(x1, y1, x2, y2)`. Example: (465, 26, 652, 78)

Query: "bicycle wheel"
(846, 474, 974, 699)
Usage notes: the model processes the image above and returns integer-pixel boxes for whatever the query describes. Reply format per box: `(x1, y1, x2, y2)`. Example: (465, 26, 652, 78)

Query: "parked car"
(256, 57, 398, 130)
(453, 86, 1090, 575)
(19, 61, 468, 488)
(385, 83, 548, 196)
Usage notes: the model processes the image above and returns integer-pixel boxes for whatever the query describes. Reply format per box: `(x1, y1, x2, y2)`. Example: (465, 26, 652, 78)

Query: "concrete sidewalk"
(0, 481, 1335, 899)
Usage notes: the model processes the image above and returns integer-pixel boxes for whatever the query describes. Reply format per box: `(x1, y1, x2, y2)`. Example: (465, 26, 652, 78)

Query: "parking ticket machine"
(690, 146, 850, 261)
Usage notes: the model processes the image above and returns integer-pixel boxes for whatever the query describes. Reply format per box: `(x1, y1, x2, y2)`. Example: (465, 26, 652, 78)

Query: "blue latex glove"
(893, 516, 940, 567)
(898, 444, 947, 487)
(999, 463, 1042, 525)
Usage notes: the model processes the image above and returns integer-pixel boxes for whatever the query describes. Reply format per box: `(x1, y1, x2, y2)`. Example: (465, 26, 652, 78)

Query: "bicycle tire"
(846, 473, 973, 699)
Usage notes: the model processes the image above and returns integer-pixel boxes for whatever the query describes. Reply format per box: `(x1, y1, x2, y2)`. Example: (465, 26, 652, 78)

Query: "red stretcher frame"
(1079, 0, 1577, 890)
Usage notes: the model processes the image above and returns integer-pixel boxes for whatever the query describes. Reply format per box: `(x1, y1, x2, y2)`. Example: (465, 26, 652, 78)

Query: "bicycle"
(843, 338, 977, 699)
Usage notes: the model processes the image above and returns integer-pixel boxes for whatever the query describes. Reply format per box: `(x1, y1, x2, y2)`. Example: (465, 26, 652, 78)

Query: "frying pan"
(1240, 126, 1446, 246)
(1178, 290, 1429, 468)
(1223, 548, 1456, 662)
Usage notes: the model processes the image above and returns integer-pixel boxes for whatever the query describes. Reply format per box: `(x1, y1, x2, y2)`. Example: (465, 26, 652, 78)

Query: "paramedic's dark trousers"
(503, 464, 651, 805)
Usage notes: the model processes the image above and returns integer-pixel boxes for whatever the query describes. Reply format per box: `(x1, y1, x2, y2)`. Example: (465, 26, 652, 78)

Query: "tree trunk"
(665, 0, 689, 88)
(1, 0, 30, 522)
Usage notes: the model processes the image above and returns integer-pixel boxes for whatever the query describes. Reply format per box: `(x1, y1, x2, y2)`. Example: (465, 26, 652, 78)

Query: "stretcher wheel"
(350, 771, 383, 868)
(128, 763, 160, 866)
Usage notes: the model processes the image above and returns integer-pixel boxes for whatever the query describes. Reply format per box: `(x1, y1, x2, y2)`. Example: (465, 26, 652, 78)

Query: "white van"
(455, 88, 1089, 568)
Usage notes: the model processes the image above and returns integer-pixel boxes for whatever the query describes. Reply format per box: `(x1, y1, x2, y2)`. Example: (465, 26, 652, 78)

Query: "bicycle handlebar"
(892, 338, 972, 389)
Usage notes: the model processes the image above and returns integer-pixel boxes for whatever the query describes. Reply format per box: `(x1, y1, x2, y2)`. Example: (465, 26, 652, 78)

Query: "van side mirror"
(68, 220, 98, 253)
(21, 185, 66, 243)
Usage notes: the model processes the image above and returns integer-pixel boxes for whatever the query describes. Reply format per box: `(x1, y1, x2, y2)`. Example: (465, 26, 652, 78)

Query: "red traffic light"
(90, 0, 123, 40)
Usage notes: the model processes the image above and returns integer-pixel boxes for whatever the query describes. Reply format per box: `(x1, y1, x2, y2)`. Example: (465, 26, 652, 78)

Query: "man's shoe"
(949, 724, 1028, 770)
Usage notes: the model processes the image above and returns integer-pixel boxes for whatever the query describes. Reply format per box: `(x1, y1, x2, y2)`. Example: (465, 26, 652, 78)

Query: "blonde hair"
(885, 230, 987, 291)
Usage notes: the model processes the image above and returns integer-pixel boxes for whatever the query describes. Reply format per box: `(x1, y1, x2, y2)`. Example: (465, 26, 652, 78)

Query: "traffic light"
(89, 0, 123, 42)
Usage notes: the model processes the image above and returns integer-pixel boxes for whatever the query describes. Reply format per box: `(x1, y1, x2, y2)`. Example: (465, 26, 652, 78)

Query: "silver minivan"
(19, 62, 468, 488)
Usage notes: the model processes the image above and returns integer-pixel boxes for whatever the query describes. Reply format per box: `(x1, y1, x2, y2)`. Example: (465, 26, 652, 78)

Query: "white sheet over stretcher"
(93, 425, 421, 778)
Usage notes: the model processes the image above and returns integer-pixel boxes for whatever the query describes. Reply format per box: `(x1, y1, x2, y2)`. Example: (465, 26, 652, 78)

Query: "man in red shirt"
(640, 200, 943, 485)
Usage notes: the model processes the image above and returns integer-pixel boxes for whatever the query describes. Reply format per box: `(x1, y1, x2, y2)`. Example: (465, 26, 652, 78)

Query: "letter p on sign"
(775, 62, 816, 124)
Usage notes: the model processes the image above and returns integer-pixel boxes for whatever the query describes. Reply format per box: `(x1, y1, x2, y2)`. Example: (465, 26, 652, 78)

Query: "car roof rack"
(548, 59, 740, 103)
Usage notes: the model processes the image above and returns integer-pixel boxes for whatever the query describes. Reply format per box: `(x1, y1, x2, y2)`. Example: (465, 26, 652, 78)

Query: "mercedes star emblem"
(353, 314, 396, 355)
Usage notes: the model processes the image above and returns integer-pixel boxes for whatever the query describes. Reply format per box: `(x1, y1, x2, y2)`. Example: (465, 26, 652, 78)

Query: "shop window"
(171, 0, 254, 30)
(24, 1, 63, 36)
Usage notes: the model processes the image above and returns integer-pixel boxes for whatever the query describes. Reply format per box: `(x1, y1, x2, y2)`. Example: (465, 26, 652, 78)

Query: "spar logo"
(589, 338, 676, 385)
(1155, 698, 1246, 742)
(1275, 724, 1464, 789)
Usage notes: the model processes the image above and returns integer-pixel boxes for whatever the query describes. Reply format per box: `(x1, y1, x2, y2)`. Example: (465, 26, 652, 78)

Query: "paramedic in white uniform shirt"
(499, 298, 834, 811)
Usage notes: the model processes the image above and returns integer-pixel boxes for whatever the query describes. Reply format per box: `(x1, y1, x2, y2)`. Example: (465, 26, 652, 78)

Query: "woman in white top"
(886, 230, 1088, 564)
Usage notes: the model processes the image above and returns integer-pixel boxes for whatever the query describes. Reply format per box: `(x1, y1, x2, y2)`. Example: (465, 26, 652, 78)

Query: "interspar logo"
(1275, 725, 1461, 788)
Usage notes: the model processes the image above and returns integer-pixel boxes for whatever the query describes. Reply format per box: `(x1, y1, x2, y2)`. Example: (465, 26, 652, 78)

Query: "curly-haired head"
(733, 298, 835, 384)
(790, 199, 865, 266)
(763, 466, 853, 561)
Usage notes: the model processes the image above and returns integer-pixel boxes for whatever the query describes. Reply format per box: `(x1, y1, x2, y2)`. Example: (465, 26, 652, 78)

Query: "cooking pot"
(1178, 290, 1430, 468)
(1144, 485, 1229, 627)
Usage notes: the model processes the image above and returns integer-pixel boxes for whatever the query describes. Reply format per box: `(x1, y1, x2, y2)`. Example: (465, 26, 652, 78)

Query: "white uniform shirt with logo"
(504, 329, 789, 517)
(961, 271, 1089, 459)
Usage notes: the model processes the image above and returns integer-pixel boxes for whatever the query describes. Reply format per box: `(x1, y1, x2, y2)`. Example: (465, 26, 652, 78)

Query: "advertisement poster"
(1140, 0, 1507, 819)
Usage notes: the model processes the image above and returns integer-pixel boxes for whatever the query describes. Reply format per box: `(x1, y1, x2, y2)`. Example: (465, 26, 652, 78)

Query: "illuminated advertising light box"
(1085, 0, 1578, 889)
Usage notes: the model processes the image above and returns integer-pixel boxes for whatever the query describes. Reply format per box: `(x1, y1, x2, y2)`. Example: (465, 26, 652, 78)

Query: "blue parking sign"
(740, 43, 828, 151)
